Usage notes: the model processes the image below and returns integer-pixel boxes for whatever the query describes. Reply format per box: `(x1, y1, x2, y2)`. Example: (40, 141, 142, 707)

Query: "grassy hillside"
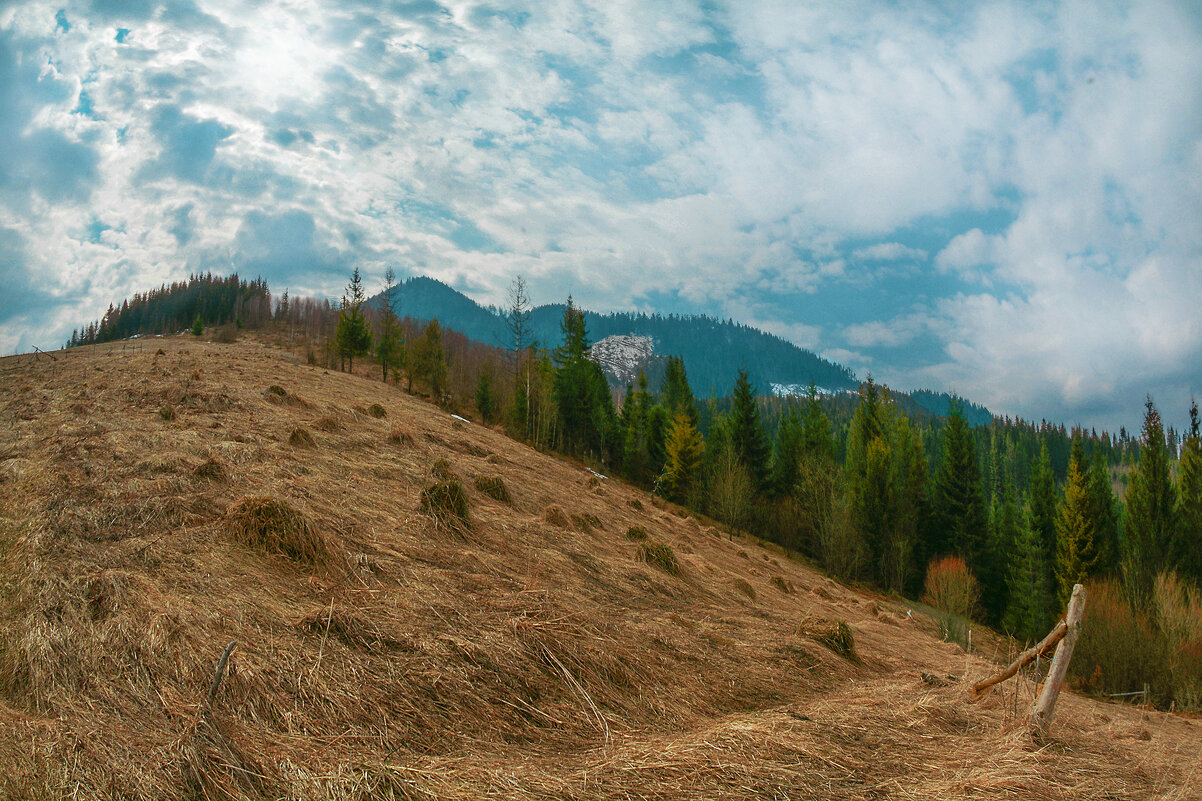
(0, 335, 1196, 800)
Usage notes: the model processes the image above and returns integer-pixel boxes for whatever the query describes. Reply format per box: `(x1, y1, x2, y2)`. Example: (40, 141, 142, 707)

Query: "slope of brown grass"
(0, 336, 1198, 799)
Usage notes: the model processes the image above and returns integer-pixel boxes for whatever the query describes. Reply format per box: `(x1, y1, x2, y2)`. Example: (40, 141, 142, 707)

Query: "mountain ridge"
(373, 275, 992, 422)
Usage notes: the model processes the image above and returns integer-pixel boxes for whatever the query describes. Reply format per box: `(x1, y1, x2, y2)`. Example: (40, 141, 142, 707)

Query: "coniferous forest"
(69, 271, 1202, 711)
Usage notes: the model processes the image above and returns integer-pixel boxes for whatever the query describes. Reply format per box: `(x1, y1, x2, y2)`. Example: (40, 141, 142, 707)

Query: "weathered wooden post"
(1032, 583, 1086, 737)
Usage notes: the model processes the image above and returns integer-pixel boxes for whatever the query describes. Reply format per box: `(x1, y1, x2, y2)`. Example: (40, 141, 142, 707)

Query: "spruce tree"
(800, 384, 835, 462)
(1086, 448, 1120, 575)
(552, 298, 613, 456)
(1124, 397, 1178, 602)
(1003, 503, 1053, 643)
(795, 388, 838, 561)
(661, 355, 698, 425)
(376, 267, 404, 383)
(1173, 400, 1202, 583)
(474, 371, 497, 424)
(662, 410, 705, 504)
(1054, 437, 1099, 606)
(729, 370, 770, 492)
(410, 319, 448, 401)
(768, 407, 804, 498)
(930, 401, 996, 620)
(885, 406, 928, 593)
(1028, 442, 1058, 588)
(846, 378, 889, 581)
(334, 268, 372, 372)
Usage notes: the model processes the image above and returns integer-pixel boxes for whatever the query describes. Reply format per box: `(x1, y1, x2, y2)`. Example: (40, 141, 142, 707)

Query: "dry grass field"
(0, 335, 1198, 799)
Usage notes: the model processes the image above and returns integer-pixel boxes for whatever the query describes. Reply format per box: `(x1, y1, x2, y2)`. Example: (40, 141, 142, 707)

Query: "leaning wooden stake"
(970, 618, 1069, 701)
(204, 640, 238, 715)
(1032, 584, 1086, 737)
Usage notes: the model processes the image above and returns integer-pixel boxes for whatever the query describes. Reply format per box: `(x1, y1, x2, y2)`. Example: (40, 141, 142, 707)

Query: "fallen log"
(969, 620, 1068, 701)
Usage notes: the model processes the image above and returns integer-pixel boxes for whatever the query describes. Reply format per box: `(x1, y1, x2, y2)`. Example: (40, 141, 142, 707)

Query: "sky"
(1, 1, 1200, 433)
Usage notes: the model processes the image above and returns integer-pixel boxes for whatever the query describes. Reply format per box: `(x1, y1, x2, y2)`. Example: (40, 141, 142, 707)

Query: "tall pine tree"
(1124, 397, 1178, 602)
(1003, 502, 1053, 643)
(552, 298, 614, 457)
(930, 401, 997, 621)
(1054, 436, 1099, 606)
(1174, 400, 1202, 583)
(729, 370, 770, 493)
(1086, 448, 1120, 575)
(662, 411, 705, 504)
(1028, 442, 1058, 592)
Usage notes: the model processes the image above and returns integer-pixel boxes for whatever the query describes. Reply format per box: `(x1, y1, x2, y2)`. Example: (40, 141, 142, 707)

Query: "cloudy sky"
(1, 1, 1200, 431)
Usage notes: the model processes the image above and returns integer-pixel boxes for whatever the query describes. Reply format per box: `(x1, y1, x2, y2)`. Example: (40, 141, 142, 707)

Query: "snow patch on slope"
(771, 383, 848, 398)
(590, 335, 655, 384)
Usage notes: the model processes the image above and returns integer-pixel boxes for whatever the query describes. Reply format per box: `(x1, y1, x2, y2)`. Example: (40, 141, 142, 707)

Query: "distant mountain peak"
(589, 334, 656, 385)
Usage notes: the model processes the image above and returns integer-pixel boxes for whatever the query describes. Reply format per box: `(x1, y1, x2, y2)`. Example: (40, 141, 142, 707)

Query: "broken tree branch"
(970, 619, 1069, 701)
(1032, 584, 1087, 737)
(204, 640, 237, 714)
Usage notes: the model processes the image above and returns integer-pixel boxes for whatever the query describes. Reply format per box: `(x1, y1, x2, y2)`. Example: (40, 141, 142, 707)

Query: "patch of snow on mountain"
(589, 335, 655, 384)
(771, 383, 845, 398)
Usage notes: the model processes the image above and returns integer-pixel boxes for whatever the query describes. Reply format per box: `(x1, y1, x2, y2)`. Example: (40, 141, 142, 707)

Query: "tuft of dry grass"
(225, 495, 330, 567)
(543, 505, 570, 528)
(800, 617, 858, 663)
(625, 526, 648, 541)
(191, 457, 228, 482)
(431, 457, 458, 481)
(368, 403, 387, 418)
(571, 512, 603, 533)
(266, 385, 312, 408)
(313, 414, 341, 432)
(288, 426, 316, 448)
(474, 474, 512, 503)
(637, 542, 681, 576)
(388, 427, 415, 446)
(771, 576, 794, 594)
(734, 578, 756, 600)
(420, 479, 471, 529)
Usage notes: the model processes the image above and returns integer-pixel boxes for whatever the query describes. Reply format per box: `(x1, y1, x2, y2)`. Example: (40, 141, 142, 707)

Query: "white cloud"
(852, 242, 927, 263)
(1, 1, 1199, 431)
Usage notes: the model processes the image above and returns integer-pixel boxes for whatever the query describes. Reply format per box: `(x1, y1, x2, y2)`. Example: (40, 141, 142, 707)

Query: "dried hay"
(265, 385, 311, 408)
(420, 479, 471, 530)
(313, 414, 341, 432)
(431, 458, 458, 481)
(570, 512, 603, 533)
(543, 505, 570, 528)
(224, 495, 330, 567)
(474, 474, 512, 503)
(456, 439, 489, 457)
(288, 426, 316, 448)
(191, 457, 228, 482)
(800, 616, 859, 663)
(388, 427, 415, 446)
(637, 542, 681, 576)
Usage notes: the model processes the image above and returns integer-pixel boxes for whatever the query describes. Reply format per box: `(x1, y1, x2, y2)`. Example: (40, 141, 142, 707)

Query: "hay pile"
(0, 334, 1198, 800)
